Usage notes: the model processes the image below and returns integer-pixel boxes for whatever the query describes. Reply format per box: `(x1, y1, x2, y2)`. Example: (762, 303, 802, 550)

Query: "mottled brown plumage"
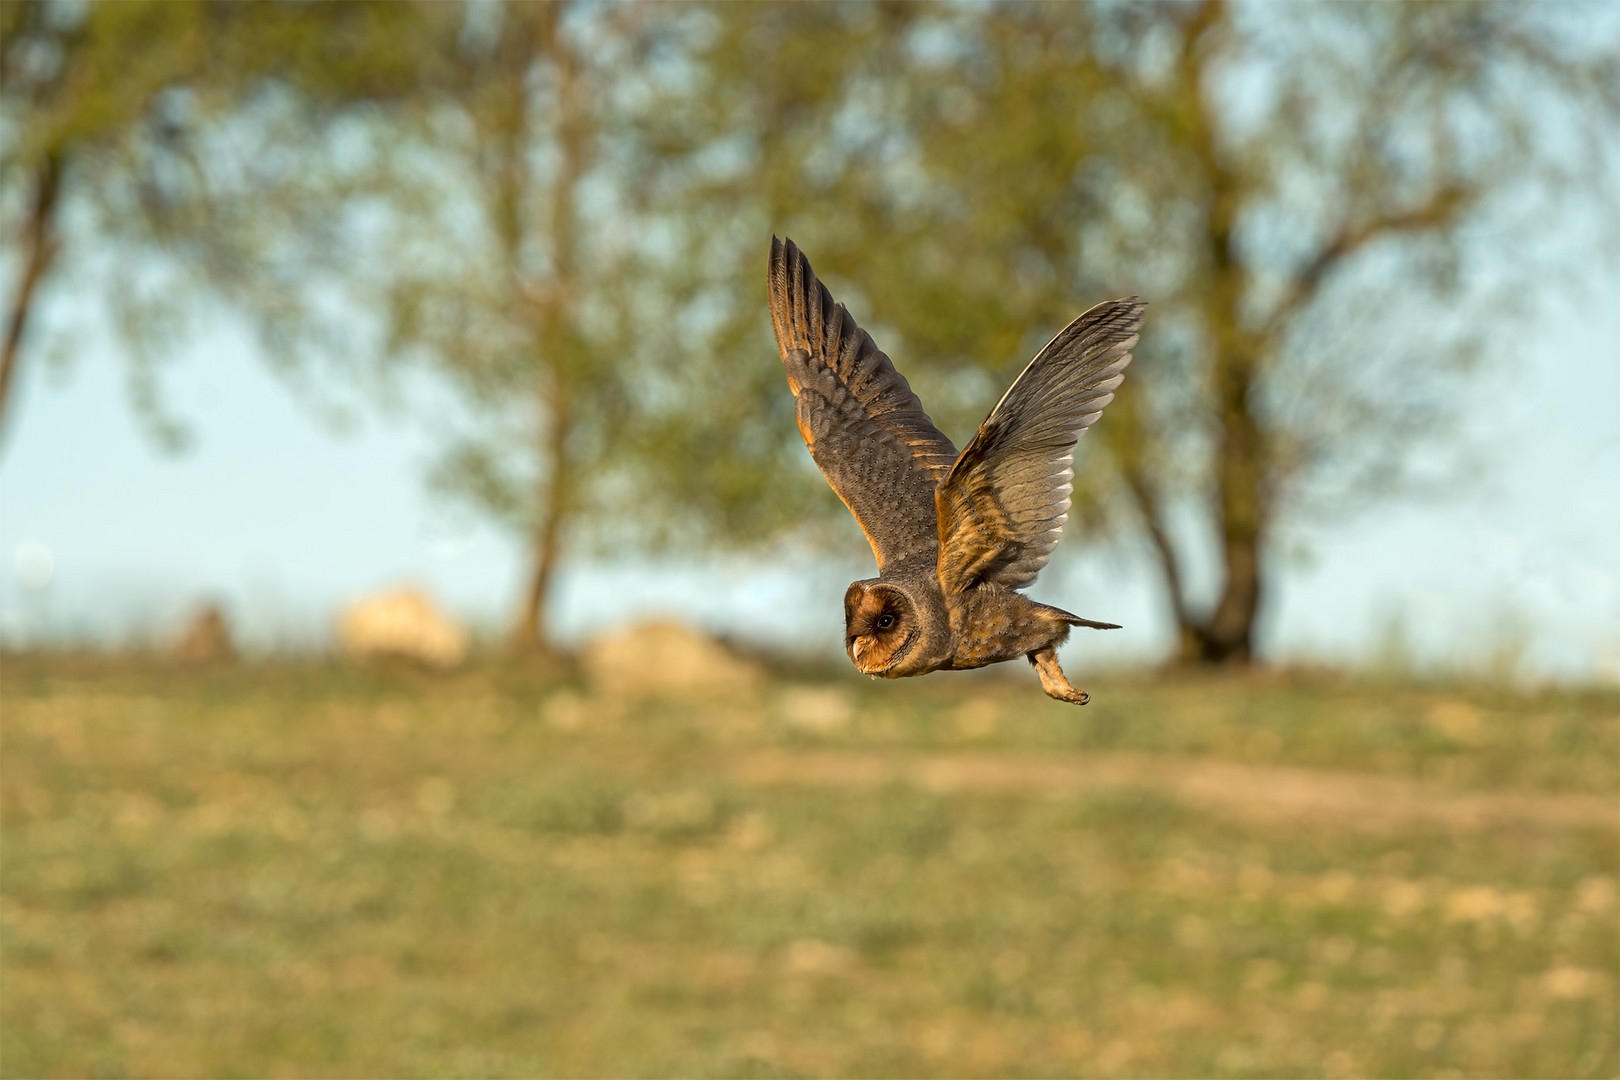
(769, 237, 1144, 705)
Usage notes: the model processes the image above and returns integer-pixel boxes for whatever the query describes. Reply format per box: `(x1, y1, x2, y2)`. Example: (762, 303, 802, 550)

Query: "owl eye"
(876, 614, 896, 630)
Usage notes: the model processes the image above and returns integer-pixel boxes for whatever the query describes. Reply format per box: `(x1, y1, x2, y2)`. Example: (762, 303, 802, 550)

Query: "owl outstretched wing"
(935, 297, 1144, 596)
(769, 237, 958, 570)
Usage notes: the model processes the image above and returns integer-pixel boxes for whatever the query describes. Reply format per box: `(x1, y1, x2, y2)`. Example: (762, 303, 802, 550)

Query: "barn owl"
(768, 237, 1143, 705)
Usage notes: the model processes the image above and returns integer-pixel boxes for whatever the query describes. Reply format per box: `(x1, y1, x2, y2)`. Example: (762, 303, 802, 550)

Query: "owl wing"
(769, 237, 959, 571)
(935, 297, 1144, 596)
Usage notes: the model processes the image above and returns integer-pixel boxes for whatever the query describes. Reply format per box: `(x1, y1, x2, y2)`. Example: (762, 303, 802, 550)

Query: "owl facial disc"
(843, 581, 917, 676)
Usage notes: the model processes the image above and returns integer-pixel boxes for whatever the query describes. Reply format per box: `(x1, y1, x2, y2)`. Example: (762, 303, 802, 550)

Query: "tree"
(347, 1, 609, 655)
(690, 0, 1620, 664)
(0, 0, 202, 446)
(0, 0, 448, 451)
(284, 3, 814, 655)
(200, 2, 840, 655)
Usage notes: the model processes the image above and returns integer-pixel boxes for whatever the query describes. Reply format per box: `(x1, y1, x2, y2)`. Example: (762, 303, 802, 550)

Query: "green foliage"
(0, 0, 458, 445)
(2, 658, 1615, 1076)
(682, 0, 1619, 658)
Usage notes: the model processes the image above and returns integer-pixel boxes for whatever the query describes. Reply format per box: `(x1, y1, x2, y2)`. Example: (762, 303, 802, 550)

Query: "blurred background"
(2, 2, 1616, 1077)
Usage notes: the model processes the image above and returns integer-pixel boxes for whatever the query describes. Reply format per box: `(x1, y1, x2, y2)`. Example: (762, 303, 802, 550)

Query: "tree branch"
(1263, 183, 1476, 340)
(1119, 458, 1195, 638)
(0, 151, 63, 450)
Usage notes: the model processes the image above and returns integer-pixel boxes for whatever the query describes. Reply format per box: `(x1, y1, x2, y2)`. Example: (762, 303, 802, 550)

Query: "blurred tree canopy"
(681, 0, 1619, 662)
(0, 0, 447, 445)
(3, 0, 1615, 661)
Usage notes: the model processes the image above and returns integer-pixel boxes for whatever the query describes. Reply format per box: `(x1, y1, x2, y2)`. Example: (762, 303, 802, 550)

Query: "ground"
(1, 657, 1615, 1078)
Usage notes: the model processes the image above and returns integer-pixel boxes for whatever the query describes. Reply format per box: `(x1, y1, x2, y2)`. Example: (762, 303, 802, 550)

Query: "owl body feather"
(943, 586, 1104, 671)
(769, 237, 1142, 705)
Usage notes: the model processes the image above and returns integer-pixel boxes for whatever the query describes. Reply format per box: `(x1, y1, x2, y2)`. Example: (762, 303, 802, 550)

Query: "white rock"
(582, 618, 763, 698)
(337, 587, 468, 668)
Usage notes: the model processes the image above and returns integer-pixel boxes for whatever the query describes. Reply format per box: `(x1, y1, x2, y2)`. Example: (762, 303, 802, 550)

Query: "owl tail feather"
(1033, 600, 1119, 630)
(1053, 608, 1121, 631)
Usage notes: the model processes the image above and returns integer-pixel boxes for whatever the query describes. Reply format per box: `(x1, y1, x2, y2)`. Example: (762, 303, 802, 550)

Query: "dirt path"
(731, 749, 1618, 833)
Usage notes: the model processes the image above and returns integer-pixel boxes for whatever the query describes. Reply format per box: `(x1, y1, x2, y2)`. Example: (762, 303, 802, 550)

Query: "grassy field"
(2, 656, 1615, 1078)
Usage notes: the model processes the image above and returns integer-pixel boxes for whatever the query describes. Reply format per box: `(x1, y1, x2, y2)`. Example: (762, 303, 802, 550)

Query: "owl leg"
(1028, 647, 1089, 706)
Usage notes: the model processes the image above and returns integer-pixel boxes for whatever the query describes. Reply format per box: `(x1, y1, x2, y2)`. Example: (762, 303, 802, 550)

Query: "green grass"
(2, 657, 1615, 1077)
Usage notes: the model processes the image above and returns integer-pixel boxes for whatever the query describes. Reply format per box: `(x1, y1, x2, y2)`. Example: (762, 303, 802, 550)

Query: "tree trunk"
(1181, 273, 1270, 666)
(1195, 366, 1265, 664)
(1118, 448, 1207, 662)
(0, 152, 63, 451)
(507, 3, 584, 657)
(1171, 0, 1270, 666)
(1193, 264, 1266, 665)
(513, 381, 571, 656)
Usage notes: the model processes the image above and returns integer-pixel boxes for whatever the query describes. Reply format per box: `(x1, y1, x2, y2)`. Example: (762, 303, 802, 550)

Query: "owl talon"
(1029, 647, 1091, 706)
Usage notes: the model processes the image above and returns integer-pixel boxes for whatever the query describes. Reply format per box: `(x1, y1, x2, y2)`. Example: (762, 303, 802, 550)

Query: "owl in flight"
(768, 237, 1144, 705)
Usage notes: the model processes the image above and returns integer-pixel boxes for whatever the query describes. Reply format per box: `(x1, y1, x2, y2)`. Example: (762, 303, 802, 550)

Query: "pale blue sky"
(1, 267, 1616, 682)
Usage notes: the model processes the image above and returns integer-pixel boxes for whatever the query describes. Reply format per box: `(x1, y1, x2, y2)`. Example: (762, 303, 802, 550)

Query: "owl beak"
(850, 636, 873, 672)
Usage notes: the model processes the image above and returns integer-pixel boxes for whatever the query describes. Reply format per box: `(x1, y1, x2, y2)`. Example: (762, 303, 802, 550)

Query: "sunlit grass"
(2, 657, 1615, 1078)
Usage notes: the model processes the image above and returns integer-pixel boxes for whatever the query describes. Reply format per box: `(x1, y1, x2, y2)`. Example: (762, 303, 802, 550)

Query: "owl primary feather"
(768, 237, 1144, 705)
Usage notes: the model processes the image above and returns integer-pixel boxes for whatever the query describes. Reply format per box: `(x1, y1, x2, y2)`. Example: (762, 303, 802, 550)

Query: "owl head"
(843, 580, 927, 677)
